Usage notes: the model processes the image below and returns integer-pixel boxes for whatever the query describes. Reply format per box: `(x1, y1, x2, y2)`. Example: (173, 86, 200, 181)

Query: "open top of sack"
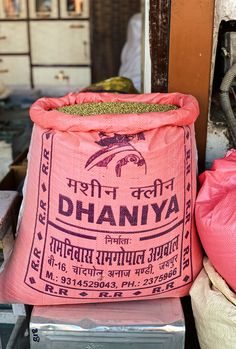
(30, 92, 199, 133)
(56, 102, 178, 116)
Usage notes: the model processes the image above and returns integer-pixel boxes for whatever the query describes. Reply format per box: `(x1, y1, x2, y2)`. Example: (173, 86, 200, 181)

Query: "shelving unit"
(0, 0, 91, 92)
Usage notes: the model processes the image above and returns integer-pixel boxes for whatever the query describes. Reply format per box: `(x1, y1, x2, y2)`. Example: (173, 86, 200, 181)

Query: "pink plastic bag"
(195, 150, 236, 292)
(0, 92, 202, 305)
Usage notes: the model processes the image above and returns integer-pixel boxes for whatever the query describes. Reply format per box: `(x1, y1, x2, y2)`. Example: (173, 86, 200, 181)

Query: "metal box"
(30, 298, 185, 348)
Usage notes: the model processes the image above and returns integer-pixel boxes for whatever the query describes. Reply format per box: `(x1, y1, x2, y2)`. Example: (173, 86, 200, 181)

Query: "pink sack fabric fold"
(196, 149, 236, 292)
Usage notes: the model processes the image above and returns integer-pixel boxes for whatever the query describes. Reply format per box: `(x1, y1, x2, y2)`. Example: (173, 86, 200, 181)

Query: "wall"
(168, 0, 215, 172)
(206, 0, 236, 167)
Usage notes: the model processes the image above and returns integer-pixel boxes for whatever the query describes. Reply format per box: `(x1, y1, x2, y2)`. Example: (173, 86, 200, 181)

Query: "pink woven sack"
(195, 149, 236, 292)
(0, 92, 202, 305)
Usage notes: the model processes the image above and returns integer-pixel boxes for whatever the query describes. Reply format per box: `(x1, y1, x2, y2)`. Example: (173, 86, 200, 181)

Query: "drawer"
(0, 0, 27, 19)
(0, 22, 28, 53)
(0, 56, 30, 86)
(60, 0, 89, 19)
(29, 0, 58, 19)
(32, 67, 91, 87)
(30, 21, 90, 65)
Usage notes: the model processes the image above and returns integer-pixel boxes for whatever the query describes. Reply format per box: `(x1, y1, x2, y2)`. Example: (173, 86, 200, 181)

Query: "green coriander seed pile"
(56, 102, 178, 116)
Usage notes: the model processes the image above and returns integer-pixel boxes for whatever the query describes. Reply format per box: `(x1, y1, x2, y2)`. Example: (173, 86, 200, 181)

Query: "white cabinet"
(28, 0, 58, 19)
(0, 0, 27, 19)
(0, 56, 30, 86)
(30, 20, 90, 65)
(33, 67, 91, 87)
(60, 0, 89, 18)
(0, 0, 91, 90)
(0, 22, 28, 53)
